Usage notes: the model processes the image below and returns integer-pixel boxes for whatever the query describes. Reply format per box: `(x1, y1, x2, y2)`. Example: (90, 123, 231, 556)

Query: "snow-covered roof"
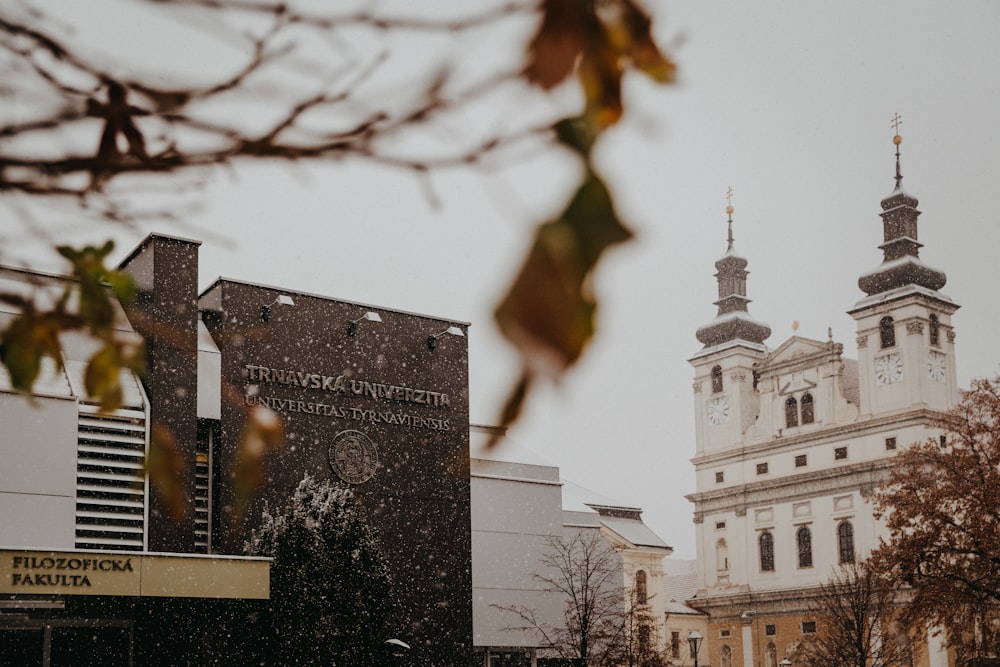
(851, 279, 954, 312)
(662, 559, 703, 616)
(599, 515, 671, 550)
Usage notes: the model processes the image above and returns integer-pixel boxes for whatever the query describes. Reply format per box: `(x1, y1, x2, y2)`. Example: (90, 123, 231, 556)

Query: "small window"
(756, 462, 769, 475)
(797, 526, 813, 568)
(885, 437, 897, 451)
(880, 316, 896, 348)
(929, 314, 940, 346)
(759, 531, 775, 572)
(765, 624, 776, 636)
(635, 569, 647, 604)
(785, 396, 799, 428)
(802, 621, 817, 634)
(940, 434, 948, 447)
(795, 454, 807, 467)
(838, 521, 855, 564)
(720, 629, 732, 638)
(671, 632, 680, 659)
(834, 446, 847, 460)
(801, 393, 815, 424)
(715, 521, 727, 530)
(716, 471, 725, 483)
(712, 365, 724, 393)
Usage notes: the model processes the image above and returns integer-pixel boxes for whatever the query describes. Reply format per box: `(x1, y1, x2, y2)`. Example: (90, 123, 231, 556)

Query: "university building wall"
(199, 276, 474, 666)
(1, 232, 676, 666)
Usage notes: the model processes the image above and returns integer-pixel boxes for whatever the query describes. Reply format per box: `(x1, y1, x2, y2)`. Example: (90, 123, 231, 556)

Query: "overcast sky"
(5, 1, 1000, 559)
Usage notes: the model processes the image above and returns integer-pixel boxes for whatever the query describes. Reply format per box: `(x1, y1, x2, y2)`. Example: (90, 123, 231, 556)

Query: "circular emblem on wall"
(327, 430, 379, 484)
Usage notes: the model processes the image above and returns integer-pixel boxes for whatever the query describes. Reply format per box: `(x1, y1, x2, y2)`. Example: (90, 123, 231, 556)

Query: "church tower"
(689, 195, 771, 457)
(848, 120, 960, 417)
(687, 121, 962, 667)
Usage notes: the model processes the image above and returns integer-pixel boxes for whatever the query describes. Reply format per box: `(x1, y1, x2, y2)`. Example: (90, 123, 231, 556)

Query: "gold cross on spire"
(891, 113, 903, 189)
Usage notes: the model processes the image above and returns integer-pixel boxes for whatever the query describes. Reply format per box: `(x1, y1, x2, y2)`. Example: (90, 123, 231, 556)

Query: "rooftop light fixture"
(348, 311, 382, 336)
(427, 325, 464, 351)
(261, 294, 295, 322)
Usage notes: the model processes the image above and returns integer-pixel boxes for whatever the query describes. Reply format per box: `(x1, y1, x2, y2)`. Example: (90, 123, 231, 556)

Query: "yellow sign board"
(0, 549, 269, 599)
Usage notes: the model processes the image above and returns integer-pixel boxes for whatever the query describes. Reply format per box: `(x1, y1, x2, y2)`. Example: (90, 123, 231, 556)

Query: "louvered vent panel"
(75, 405, 147, 551)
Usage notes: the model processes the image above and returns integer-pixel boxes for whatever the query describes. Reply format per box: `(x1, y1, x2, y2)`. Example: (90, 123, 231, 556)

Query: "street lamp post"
(688, 630, 703, 667)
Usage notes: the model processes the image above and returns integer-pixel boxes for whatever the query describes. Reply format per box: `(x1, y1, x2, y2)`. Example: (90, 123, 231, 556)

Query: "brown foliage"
(872, 375, 1000, 655)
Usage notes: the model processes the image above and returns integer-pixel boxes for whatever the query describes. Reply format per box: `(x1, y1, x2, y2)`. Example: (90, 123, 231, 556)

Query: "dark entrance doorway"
(0, 619, 132, 667)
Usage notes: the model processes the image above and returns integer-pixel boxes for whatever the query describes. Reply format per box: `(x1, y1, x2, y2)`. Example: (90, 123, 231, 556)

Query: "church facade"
(687, 136, 959, 667)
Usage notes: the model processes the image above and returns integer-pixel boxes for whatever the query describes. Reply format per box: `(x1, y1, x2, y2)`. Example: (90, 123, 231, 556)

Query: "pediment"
(764, 336, 829, 364)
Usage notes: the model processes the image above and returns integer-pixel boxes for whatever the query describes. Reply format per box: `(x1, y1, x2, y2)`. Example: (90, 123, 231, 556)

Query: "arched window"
(759, 531, 775, 572)
(801, 393, 815, 425)
(717, 539, 729, 571)
(880, 316, 895, 348)
(765, 642, 778, 667)
(635, 569, 647, 604)
(712, 365, 724, 393)
(785, 397, 799, 428)
(797, 526, 813, 568)
(838, 521, 855, 564)
(720, 645, 733, 667)
(929, 314, 940, 346)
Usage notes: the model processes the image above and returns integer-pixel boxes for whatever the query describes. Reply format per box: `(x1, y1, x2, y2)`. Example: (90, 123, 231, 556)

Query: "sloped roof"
(662, 559, 703, 615)
(599, 514, 671, 550)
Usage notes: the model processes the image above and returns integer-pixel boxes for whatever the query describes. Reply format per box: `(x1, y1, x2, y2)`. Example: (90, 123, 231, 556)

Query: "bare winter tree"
(621, 581, 669, 667)
(494, 531, 662, 666)
(794, 561, 914, 667)
(0, 0, 676, 510)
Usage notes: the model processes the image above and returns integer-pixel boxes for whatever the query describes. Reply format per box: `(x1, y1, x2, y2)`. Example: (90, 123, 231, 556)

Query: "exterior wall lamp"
(347, 311, 382, 336)
(260, 294, 295, 322)
(688, 630, 703, 667)
(427, 326, 464, 351)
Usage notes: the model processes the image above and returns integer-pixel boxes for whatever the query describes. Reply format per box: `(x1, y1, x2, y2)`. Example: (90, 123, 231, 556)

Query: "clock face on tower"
(707, 396, 730, 425)
(927, 350, 946, 383)
(874, 352, 903, 385)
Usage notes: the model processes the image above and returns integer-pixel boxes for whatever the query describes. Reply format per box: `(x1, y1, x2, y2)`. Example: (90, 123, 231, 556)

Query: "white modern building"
(471, 425, 674, 666)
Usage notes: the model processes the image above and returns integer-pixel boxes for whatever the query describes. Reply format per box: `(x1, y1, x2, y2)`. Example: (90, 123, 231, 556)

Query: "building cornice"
(686, 459, 893, 519)
(691, 407, 947, 467)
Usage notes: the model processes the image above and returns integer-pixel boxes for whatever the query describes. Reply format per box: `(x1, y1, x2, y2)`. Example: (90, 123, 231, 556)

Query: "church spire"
(858, 115, 946, 297)
(695, 189, 771, 348)
(892, 112, 904, 190)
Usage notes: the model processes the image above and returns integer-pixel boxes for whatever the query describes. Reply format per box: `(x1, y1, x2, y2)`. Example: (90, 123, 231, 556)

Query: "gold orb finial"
(893, 134, 902, 145)
(726, 205, 734, 215)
